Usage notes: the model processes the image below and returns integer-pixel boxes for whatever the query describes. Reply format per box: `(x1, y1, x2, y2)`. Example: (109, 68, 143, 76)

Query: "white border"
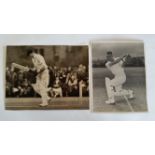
(1, 34, 155, 120)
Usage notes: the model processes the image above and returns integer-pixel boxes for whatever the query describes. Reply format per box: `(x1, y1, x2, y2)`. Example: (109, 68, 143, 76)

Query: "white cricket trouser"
(109, 74, 132, 98)
(32, 69, 49, 104)
(110, 74, 126, 92)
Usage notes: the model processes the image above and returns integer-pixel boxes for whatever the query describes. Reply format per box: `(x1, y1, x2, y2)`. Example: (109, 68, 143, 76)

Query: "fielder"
(105, 51, 134, 105)
(27, 49, 50, 107)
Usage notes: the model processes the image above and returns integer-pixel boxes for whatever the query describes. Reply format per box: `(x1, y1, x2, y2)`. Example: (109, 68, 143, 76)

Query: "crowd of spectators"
(6, 64, 89, 98)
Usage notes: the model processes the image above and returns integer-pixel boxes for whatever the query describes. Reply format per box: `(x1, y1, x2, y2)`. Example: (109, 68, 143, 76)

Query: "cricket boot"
(105, 97, 115, 105)
(39, 102, 49, 107)
(128, 90, 134, 99)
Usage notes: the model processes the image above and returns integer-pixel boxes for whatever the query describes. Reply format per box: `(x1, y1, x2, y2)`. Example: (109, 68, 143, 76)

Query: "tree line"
(93, 55, 145, 68)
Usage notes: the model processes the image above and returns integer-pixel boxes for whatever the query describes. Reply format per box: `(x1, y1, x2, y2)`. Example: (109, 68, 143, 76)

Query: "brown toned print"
(5, 46, 89, 110)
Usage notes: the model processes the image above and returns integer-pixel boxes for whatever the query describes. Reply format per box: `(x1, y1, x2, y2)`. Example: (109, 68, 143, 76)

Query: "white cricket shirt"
(32, 53, 47, 72)
(105, 57, 125, 77)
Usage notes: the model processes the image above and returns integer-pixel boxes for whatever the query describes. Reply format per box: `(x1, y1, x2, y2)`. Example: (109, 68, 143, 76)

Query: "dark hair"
(34, 49, 38, 53)
(27, 49, 34, 56)
(107, 51, 113, 55)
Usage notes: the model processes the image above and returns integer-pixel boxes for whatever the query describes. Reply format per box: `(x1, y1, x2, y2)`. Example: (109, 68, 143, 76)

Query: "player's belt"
(38, 67, 48, 73)
(42, 67, 48, 71)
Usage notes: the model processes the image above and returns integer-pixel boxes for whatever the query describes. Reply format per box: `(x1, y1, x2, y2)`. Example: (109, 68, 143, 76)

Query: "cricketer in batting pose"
(105, 51, 134, 105)
(27, 50, 50, 107)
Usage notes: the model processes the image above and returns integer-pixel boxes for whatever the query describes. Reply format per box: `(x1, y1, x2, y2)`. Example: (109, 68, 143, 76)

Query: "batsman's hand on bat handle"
(122, 54, 129, 61)
(123, 54, 128, 58)
(25, 67, 30, 72)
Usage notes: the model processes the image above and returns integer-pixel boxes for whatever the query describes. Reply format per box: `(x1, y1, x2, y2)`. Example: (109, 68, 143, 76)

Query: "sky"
(92, 41, 144, 60)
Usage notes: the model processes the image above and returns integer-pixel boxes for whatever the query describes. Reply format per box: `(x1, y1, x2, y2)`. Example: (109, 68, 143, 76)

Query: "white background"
(0, 34, 155, 121)
(0, 1, 155, 155)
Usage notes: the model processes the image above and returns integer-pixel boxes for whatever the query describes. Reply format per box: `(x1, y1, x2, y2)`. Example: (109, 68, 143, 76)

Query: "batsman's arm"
(108, 55, 128, 66)
(11, 63, 30, 72)
(122, 54, 129, 62)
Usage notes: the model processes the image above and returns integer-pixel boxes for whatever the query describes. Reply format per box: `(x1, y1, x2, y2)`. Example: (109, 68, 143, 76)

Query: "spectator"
(6, 64, 89, 98)
(67, 74, 79, 96)
(77, 64, 87, 82)
(52, 77, 63, 97)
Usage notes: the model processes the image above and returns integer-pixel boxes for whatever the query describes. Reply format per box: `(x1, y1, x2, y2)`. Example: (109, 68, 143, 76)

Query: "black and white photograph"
(5, 45, 89, 109)
(91, 40, 147, 112)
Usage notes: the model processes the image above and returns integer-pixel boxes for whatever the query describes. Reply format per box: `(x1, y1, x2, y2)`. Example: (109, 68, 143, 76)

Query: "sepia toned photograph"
(91, 40, 147, 112)
(5, 45, 89, 110)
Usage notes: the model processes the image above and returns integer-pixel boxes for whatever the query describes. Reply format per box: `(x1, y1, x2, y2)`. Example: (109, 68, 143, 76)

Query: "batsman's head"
(27, 49, 35, 57)
(106, 51, 114, 61)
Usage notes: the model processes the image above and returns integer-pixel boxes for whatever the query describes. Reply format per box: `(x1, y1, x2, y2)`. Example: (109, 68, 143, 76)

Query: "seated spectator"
(20, 79, 34, 97)
(77, 64, 87, 82)
(51, 77, 63, 98)
(12, 87, 20, 97)
(67, 74, 79, 96)
(79, 79, 89, 97)
(6, 81, 12, 97)
(59, 70, 68, 96)
(6, 67, 12, 82)
(6, 64, 89, 98)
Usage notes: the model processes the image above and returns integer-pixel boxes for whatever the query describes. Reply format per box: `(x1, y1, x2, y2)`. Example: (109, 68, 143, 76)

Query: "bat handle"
(25, 67, 30, 72)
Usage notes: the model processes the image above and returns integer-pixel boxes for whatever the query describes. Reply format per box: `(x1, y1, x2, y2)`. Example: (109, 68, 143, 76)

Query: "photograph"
(91, 40, 147, 112)
(5, 45, 89, 109)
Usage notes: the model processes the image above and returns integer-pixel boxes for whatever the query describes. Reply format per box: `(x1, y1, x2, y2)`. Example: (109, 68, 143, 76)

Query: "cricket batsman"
(27, 49, 50, 107)
(105, 51, 134, 105)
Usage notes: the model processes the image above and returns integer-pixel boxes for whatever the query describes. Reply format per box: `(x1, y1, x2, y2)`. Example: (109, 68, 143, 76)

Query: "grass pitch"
(92, 67, 147, 112)
(5, 97, 89, 110)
